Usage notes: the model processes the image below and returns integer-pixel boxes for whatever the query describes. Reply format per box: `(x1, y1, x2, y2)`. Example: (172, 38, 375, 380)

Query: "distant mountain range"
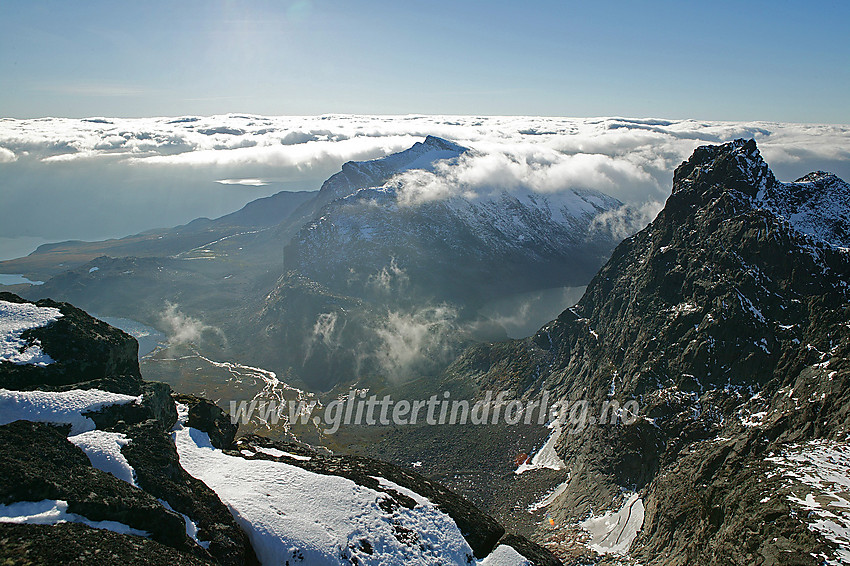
(2, 136, 630, 390)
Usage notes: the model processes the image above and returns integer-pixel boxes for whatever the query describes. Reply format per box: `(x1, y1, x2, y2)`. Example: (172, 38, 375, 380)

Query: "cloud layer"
(0, 115, 848, 258)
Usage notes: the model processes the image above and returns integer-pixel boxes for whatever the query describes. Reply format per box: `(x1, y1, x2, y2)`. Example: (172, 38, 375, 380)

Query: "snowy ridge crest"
(673, 138, 850, 248)
(759, 170, 850, 248)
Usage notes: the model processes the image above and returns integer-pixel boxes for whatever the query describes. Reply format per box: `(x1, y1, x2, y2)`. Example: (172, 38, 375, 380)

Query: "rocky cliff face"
(444, 139, 850, 564)
(0, 293, 559, 566)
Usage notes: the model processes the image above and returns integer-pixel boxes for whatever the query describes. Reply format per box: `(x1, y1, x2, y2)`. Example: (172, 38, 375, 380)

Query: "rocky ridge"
(442, 139, 850, 564)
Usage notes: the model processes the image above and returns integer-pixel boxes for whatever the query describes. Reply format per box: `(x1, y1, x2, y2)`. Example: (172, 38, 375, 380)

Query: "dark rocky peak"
(669, 139, 850, 247)
(437, 138, 850, 564)
(672, 138, 776, 199)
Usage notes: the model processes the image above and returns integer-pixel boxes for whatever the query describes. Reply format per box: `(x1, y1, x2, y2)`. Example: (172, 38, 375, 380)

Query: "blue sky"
(1, 0, 848, 122)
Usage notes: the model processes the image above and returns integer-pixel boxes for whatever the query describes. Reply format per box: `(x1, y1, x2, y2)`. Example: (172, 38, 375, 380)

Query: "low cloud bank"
(0, 115, 847, 253)
(160, 302, 225, 347)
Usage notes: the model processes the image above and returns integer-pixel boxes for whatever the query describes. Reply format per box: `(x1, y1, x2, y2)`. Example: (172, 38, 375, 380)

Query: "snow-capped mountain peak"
(307, 135, 468, 214)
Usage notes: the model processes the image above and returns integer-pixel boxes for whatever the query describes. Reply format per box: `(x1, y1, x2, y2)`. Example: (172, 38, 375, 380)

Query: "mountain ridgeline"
(441, 139, 850, 564)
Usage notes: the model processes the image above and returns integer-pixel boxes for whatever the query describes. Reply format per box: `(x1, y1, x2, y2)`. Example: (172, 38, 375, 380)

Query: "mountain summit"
(295, 135, 468, 219)
(674, 138, 850, 247)
(285, 137, 627, 304)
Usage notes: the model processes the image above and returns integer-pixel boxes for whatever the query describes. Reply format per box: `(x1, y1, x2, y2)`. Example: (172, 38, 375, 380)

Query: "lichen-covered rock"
(0, 522, 213, 566)
(0, 420, 201, 556)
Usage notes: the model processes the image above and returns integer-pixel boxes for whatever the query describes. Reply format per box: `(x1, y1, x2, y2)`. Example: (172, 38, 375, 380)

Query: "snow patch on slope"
(478, 544, 532, 566)
(0, 300, 62, 366)
(0, 388, 141, 435)
(580, 493, 644, 556)
(0, 499, 150, 537)
(767, 440, 850, 564)
(69, 430, 136, 486)
(528, 480, 570, 512)
(254, 445, 312, 461)
(158, 498, 211, 549)
(173, 414, 479, 565)
(516, 417, 566, 474)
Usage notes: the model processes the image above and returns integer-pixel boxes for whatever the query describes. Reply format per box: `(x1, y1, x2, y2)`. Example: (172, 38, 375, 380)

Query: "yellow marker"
(548, 517, 555, 526)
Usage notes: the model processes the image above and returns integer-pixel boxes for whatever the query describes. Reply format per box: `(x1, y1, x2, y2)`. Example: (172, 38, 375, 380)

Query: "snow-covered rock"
(0, 299, 62, 366)
(758, 171, 850, 248)
(0, 499, 150, 537)
(69, 430, 136, 486)
(174, 413, 480, 565)
(0, 388, 141, 434)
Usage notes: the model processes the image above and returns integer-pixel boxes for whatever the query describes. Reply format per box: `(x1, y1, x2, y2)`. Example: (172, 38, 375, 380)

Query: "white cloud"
(375, 306, 459, 381)
(302, 311, 344, 362)
(0, 115, 847, 249)
(216, 178, 269, 186)
(393, 148, 660, 207)
(591, 201, 666, 241)
(367, 259, 410, 296)
(0, 147, 16, 163)
(160, 302, 224, 346)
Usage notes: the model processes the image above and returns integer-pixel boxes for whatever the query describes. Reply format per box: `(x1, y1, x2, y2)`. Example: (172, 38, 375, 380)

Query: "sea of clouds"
(0, 114, 848, 259)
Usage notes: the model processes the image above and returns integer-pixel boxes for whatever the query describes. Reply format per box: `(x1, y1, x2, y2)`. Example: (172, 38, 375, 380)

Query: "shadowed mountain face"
(286, 185, 621, 306)
(434, 139, 850, 563)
